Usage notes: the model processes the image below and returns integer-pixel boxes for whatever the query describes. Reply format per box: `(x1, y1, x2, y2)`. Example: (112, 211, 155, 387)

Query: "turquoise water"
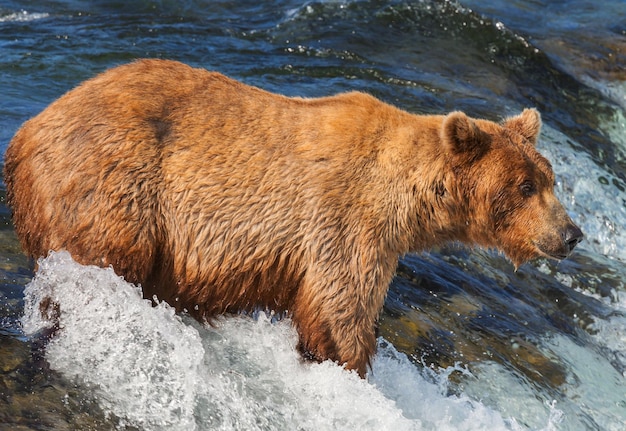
(1, 1, 625, 430)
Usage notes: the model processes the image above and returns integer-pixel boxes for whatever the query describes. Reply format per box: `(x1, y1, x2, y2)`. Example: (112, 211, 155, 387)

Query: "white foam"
(22, 251, 203, 429)
(23, 252, 534, 431)
(0, 10, 49, 23)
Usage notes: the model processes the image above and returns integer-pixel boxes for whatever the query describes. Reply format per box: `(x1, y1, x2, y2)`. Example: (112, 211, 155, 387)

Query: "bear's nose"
(563, 223, 583, 253)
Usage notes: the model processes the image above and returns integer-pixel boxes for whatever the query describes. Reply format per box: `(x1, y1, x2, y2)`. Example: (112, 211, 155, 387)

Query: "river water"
(0, 1, 624, 430)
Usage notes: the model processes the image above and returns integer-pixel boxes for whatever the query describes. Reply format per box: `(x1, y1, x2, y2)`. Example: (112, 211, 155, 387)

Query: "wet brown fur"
(4, 59, 580, 377)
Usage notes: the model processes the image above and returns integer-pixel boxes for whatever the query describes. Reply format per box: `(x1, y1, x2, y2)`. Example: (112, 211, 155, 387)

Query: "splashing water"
(23, 251, 557, 431)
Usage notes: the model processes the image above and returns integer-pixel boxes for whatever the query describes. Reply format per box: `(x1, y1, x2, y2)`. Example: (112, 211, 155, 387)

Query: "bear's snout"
(544, 221, 583, 260)
(563, 223, 583, 254)
(531, 218, 583, 262)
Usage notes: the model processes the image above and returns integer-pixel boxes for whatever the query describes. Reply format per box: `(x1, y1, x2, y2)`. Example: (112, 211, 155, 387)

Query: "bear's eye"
(519, 181, 536, 197)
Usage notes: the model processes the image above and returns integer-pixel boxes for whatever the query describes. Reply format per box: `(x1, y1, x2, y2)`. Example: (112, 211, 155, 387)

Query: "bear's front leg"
(291, 272, 388, 378)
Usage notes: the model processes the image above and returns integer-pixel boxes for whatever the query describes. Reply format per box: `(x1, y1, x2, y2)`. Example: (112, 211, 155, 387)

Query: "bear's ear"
(441, 111, 490, 158)
(504, 108, 542, 146)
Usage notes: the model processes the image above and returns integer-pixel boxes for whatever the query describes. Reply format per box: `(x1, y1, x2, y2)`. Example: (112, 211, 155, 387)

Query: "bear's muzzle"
(563, 223, 584, 255)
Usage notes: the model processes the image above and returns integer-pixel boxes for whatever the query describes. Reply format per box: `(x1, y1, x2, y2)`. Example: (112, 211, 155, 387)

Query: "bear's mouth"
(533, 242, 570, 261)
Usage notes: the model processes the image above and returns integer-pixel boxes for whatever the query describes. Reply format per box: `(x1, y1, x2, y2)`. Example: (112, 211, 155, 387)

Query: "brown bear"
(4, 59, 582, 377)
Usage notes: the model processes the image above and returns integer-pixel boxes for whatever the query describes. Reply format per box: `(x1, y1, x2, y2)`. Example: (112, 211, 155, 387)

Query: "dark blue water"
(1, 1, 625, 430)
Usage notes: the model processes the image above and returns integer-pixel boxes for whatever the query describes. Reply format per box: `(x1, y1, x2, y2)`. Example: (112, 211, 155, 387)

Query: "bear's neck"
(378, 114, 475, 255)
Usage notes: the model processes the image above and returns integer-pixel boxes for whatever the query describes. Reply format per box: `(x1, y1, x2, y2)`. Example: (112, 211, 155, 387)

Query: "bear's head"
(440, 108, 583, 267)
